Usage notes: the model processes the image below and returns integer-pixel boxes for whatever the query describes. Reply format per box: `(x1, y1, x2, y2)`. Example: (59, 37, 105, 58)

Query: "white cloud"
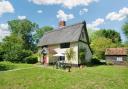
(79, 8, 88, 15)
(37, 10, 43, 13)
(18, 16, 27, 20)
(0, 0, 14, 17)
(0, 23, 10, 42)
(56, 10, 74, 21)
(29, 0, 97, 9)
(106, 7, 128, 21)
(87, 18, 104, 30)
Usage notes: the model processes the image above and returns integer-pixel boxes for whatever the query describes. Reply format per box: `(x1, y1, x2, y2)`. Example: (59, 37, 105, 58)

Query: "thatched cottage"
(37, 21, 92, 66)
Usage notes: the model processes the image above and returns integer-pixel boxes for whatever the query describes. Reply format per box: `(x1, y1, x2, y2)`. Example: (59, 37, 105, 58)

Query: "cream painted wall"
(48, 44, 59, 63)
(48, 42, 79, 65)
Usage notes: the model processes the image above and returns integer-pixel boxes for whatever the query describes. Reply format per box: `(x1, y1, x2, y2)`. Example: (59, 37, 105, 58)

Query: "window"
(60, 43, 70, 48)
(117, 57, 123, 61)
(60, 56, 65, 61)
(42, 45, 48, 48)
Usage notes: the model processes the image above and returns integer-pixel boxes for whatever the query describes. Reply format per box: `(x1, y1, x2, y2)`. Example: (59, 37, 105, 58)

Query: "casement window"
(60, 43, 70, 48)
(42, 45, 48, 48)
(117, 57, 123, 61)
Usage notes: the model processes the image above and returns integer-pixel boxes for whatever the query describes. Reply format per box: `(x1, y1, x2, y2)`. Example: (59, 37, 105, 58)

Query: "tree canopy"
(1, 34, 24, 62)
(0, 19, 53, 63)
(91, 29, 121, 43)
(33, 26, 53, 43)
(91, 37, 117, 59)
(122, 20, 128, 41)
(8, 19, 38, 51)
(90, 29, 121, 60)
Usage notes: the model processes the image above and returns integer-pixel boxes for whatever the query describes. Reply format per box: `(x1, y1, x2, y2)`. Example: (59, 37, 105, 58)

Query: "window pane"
(117, 57, 123, 61)
(60, 43, 70, 48)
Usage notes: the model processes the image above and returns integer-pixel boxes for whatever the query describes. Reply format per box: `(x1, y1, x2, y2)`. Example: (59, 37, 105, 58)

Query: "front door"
(43, 55, 48, 64)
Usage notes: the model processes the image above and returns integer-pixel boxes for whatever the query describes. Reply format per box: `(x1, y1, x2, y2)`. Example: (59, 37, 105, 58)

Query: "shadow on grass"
(84, 62, 107, 67)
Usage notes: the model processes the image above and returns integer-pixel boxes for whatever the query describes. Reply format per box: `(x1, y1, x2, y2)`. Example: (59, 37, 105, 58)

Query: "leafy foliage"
(65, 48, 75, 63)
(122, 20, 128, 41)
(0, 62, 15, 71)
(33, 26, 53, 43)
(91, 37, 116, 60)
(8, 19, 38, 51)
(17, 50, 33, 63)
(91, 29, 121, 43)
(25, 55, 38, 64)
(79, 49, 86, 64)
(2, 35, 24, 62)
(0, 43, 4, 61)
(90, 29, 121, 61)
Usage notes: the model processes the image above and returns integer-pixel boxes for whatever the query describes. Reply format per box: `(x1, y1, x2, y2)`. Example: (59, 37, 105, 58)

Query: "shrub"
(0, 50, 4, 62)
(25, 55, 38, 64)
(3, 50, 33, 63)
(0, 62, 15, 71)
(0, 45, 4, 62)
(17, 50, 33, 63)
(91, 58, 101, 64)
(106, 60, 114, 65)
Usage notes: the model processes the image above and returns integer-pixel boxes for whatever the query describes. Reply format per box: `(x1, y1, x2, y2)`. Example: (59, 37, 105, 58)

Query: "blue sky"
(0, 0, 128, 41)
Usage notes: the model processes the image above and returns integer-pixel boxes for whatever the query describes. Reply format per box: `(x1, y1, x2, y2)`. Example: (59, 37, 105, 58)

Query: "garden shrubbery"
(18, 50, 33, 63)
(25, 55, 38, 64)
(0, 62, 15, 71)
(3, 50, 33, 63)
(106, 60, 114, 65)
(91, 58, 101, 65)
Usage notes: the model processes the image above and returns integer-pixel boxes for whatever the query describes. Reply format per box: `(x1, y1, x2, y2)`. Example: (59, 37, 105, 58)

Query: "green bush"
(91, 58, 101, 64)
(25, 55, 38, 64)
(0, 46, 4, 62)
(3, 50, 33, 63)
(106, 60, 114, 65)
(0, 62, 15, 71)
(18, 50, 33, 63)
(0, 51, 4, 62)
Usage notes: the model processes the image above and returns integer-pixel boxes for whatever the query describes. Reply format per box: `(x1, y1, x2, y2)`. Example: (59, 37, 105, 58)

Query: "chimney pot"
(59, 21, 66, 27)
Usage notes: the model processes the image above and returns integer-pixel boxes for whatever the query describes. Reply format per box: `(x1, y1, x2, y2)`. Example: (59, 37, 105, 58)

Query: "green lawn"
(0, 63, 128, 89)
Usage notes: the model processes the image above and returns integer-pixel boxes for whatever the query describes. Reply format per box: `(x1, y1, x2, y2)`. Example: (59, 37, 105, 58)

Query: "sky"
(0, 0, 128, 42)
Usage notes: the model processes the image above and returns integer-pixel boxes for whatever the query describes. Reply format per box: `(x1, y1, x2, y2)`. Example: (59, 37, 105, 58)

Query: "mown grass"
(0, 64, 128, 89)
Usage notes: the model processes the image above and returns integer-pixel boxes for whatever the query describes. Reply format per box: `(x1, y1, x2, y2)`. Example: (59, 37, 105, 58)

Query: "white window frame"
(117, 57, 123, 61)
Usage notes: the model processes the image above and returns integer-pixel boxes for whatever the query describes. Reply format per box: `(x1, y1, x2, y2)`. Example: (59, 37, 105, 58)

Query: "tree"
(90, 37, 117, 60)
(1, 35, 24, 62)
(1, 35, 33, 63)
(0, 43, 4, 61)
(122, 20, 128, 40)
(90, 29, 121, 61)
(8, 19, 38, 51)
(33, 26, 53, 43)
(91, 29, 121, 43)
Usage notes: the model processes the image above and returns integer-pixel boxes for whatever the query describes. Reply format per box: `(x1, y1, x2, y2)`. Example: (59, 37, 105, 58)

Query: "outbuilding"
(105, 48, 128, 65)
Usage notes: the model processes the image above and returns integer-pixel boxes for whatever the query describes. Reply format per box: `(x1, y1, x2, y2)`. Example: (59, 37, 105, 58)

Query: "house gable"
(79, 28, 87, 43)
(79, 21, 90, 44)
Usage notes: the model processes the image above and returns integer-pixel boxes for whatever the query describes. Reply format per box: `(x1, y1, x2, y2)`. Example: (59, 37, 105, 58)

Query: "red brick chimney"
(59, 21, 66, 27)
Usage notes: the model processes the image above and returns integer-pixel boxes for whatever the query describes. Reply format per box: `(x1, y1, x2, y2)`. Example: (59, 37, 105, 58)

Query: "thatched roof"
(105, 48, 127, 56)
(37, 21, 88, 46)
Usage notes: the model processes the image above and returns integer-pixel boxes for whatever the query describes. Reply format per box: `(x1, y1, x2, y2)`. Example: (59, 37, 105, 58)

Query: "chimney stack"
(59, 21, 66, 27)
